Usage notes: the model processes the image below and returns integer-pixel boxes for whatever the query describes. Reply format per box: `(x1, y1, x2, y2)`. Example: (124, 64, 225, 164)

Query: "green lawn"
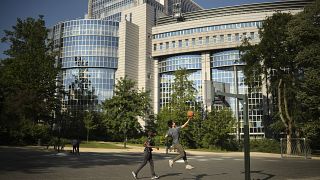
(66, 141, 126, 149)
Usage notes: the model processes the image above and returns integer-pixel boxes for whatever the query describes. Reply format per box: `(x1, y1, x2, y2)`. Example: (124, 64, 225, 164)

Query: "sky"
(0, 0, 278, 59)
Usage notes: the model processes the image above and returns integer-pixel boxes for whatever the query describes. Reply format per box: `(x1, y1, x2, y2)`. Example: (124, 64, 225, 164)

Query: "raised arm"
(181, 117, 192, 129)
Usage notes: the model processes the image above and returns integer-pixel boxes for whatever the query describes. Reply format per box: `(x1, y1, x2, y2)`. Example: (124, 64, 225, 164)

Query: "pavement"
(1, 145, 320, 180)
(58, 144, 319, 160)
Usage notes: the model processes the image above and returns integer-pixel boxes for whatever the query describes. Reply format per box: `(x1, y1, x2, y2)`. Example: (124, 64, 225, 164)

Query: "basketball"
(187, 110, 194, 118)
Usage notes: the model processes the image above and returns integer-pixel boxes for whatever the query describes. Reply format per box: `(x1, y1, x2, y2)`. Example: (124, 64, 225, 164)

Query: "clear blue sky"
(0, 0, 277, 59)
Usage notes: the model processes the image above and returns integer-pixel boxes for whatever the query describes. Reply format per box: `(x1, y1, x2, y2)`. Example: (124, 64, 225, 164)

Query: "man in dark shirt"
(165, 117, 194, 170)
(132, 131, 159, 179)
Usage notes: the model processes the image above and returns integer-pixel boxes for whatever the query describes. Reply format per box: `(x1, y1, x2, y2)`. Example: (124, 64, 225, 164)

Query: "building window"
(166, 42, 169, 49)
(160, 43, 163, 50)
(227, 34, 232, 42)
(172, 41, 176, 48)
(192, 38, 196, 46)
(153, 44, 157, 51)
(178, 40, 182, 48)
(198, 37, 202, 45)
(213, 35, 217, 43)
(235, 33, 240, 42)
(220, 35, 224, 43)
(250, 32, 255, 40)
(185, 39, 189, 47)
(206, 36, 210, 44)
(242, 32, 247, 40)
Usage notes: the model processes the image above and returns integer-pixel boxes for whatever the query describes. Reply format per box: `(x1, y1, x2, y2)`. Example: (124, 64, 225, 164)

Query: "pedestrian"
(76, 138, 80, 155)
(165, 113, 194, 170)
(132, 131, 159, 180)
(72, 139, 77, 154)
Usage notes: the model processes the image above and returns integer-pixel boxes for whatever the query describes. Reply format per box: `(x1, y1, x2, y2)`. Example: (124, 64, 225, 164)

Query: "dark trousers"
(72, 145, 77, 153)
(134, 150, 156, 176)
(173, 143, 188, 164)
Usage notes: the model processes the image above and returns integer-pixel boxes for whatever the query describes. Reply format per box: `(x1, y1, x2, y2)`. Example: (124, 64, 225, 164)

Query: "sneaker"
(185, 165, 194, 170)
(131, 171, 137, 179)
(151, 175, 159, 179)
(169, 160, 173, 168)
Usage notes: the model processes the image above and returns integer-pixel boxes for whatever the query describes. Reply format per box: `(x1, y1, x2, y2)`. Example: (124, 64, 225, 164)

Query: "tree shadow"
(0, 146, 147, 174)
(241, 170, 275, 180)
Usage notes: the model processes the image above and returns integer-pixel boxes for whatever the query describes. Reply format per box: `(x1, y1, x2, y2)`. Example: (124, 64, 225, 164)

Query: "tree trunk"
(283, 83, 295, 154)
(278, 79, 292, 154)
(87, 130, 89, 143)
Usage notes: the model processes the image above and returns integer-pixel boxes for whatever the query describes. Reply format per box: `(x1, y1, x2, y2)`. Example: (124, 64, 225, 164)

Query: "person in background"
(132, 131, 159, 179)
(72, 139, 77, 154)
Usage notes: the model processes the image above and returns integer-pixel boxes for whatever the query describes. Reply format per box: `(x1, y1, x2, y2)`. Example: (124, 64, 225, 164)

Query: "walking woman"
(132, 131, 159, 179)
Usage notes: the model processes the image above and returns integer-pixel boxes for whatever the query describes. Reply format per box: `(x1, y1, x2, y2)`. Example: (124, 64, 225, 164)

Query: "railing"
(280, 138, 312, 159)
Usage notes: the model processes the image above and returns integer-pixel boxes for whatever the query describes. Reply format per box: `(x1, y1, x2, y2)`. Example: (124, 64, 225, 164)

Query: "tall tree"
(83, 111, 96, 142)
(286, 0, 320, 148)
(102, 77, 151, 143)
(0, 16, 60, 144)
(157, 69, 198, 147)
(240, 12, 297, 153)
(240, 1, 320, 152)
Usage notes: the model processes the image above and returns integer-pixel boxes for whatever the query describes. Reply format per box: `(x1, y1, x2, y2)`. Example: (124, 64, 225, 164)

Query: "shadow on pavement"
(241, 170, 275, 180)
(159, 172, 182, 178)
(0, 146, 146, 174)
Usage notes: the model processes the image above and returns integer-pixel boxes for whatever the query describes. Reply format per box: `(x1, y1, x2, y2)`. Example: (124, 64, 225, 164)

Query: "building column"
(153, 59, 159, 114)
(201, 52, 212, 112)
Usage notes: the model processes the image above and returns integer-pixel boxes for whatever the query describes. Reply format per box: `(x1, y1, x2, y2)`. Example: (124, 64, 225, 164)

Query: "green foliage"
(240, 2, 320, 144)
(157, 69, 198, 148)
(83, 111, 97, 142)
(0, 16, 60, 145)
(286, 1, 320, 134)
(101, 77, 151, 141)
(79, 141, 124, 149)
(249, 139, 280, 153)
(201, 108, 236, 150)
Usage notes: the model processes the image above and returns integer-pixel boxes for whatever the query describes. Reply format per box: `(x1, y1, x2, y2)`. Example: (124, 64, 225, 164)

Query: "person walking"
(165, 113, 194, 170)
(76, 138, 80, 155)
(132, 131, 159, 180)
(72, 139, 77, 154)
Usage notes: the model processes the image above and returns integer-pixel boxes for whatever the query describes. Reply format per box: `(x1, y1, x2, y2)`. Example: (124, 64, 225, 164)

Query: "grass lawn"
(65, 141, 126, 149)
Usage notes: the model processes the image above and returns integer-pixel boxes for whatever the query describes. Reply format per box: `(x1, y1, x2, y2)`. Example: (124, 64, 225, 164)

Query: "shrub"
(249, 139, 280, 153)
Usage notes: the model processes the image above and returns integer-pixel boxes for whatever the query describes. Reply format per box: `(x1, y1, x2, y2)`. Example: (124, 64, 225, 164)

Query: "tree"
(102, 77, 151, 144)
(240, 12, 297, 151)
(83, 111, 97, 142)
(0, 16, 60, 144)
(201, 108, 235, 150)
(240, 0, 320, 152)
(157, 69, 198, 147)
(286, 0, 320, 149)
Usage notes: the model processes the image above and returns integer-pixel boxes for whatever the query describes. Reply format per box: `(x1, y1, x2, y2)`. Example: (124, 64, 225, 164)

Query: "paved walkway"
(49, 144, 319, 160)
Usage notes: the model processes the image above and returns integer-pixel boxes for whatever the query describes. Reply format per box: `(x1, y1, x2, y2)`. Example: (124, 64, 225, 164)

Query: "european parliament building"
(51, 0, 312, 138)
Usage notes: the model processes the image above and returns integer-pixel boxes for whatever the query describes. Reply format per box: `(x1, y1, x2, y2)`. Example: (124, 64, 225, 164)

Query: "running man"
(132, 131, 159, 179)
(165, 117, 194, 170)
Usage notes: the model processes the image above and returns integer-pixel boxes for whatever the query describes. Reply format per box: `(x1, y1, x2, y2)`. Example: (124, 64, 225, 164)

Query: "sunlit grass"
(66, 141, 125, 149)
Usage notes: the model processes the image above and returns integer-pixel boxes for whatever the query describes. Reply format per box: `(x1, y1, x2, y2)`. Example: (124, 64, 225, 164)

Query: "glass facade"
(90, 0, 165, 21)
(211, 50, 264, 137)
(91, 0, 136, 20)
(153, 21, 262, 40)
(167, 0, 202, 16)
(159, 55, 202, 107)
(58, 19, 119, 112)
